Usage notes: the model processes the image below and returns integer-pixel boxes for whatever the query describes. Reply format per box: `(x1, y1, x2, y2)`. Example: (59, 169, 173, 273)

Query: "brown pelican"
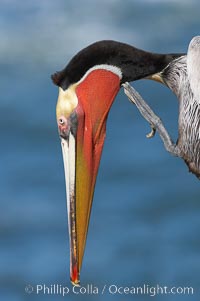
(51, 40, 183, 285)
(123, 36, 200, 179)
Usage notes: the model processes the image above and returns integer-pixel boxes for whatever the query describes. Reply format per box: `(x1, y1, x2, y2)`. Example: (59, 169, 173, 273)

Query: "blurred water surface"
(1, 1, 200, 300)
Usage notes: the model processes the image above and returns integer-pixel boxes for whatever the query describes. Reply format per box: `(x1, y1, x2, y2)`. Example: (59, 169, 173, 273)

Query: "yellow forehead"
(56, 84, 78, 119)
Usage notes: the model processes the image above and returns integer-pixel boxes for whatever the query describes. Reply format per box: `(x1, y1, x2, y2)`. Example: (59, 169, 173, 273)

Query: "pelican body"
(158, 36, 200, 177)
(51, 40, 183, 284)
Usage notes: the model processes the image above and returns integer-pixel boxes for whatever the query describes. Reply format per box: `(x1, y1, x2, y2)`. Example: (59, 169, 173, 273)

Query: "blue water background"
(1, 1, 200, 300)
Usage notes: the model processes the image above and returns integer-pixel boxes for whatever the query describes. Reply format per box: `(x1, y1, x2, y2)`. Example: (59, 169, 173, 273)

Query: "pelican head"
(51, 40, 183, 285)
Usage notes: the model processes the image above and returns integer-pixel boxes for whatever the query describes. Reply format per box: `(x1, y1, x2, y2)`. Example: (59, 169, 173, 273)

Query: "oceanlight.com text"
(25, 283, 194, 297)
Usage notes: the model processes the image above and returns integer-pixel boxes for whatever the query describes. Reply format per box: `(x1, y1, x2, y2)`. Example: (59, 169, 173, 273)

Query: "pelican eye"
(58, 118, 65, 125)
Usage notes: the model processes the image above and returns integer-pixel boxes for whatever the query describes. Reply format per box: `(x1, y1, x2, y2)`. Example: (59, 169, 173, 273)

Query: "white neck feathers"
(187, 36, 200, 102)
